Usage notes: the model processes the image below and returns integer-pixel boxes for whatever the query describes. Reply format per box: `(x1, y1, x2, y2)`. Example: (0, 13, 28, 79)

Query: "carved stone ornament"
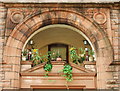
(93, 12, 106, 24)
(11, 11, 24, 23)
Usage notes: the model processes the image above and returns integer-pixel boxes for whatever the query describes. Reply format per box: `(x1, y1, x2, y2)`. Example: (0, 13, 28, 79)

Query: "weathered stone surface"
(0, 2, 119, 90)
(0, 0, 119, 3)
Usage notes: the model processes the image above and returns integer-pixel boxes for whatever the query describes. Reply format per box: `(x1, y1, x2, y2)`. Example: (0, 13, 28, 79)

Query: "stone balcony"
(20, 61, 96, 89)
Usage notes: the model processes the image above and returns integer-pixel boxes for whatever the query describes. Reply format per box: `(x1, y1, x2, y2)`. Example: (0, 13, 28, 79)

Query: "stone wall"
(105, 8, 120, 90)
(0, 3, 7, 90)
(110, 9, 120, 61)
(0, 2, 119, 90)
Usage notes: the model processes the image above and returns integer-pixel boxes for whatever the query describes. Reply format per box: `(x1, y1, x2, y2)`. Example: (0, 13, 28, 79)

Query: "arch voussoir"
(33, 15, 43, 24)
(18, 24, 30, 34)
(25, 18, 36, 29)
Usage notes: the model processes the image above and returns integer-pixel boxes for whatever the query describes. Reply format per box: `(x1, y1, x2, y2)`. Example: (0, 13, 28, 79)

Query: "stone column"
(0, 2, 7, 90)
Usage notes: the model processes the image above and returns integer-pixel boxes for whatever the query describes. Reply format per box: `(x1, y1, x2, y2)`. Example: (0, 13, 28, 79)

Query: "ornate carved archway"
(4, 10, 113, 89)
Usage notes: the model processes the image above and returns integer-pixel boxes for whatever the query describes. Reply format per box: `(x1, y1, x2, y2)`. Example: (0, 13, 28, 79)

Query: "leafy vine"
(43, 61, 52, 77)
(62, 64, 73, 82)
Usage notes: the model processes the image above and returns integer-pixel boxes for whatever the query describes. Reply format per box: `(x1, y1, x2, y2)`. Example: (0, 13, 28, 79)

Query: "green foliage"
(88, 49, 94, 56)
(79, 48, 85, 54)
(70, 47, 95, 64)
(47, 51, 52, 60)
(32, 49, 41, 66)
(22, 50, 28, 56)
(50, 50, 62, 60)
(40, 55, 47, 63)
(44, 62, 52, 72)
(62, 64, 73, 82)
(79, 48, 86, 63)
(32, 50, 55, 66)
(43, 62, 53, 76)
(70, 47, 78, 62)
(55, 52, 61, 58)
(70, 47, 84, 64)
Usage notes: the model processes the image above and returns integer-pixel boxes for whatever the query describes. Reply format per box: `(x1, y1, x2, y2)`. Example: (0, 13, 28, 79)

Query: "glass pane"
(51, 46, 66, 60)
(49, 44, 67, 61)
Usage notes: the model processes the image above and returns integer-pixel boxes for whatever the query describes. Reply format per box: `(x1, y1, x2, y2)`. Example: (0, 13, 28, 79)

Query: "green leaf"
(62, 64, 73, 82)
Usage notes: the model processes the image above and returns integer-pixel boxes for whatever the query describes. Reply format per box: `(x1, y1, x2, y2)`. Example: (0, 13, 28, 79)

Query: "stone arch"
(4, 10, 113, 89)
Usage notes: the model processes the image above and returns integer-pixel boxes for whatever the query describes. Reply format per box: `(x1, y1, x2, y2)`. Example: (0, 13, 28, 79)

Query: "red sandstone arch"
(4, 10, 113, 89)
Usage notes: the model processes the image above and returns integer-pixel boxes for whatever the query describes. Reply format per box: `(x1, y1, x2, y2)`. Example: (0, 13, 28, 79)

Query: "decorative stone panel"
(93, 12, 106, 24)
(11, 11, 24, 24)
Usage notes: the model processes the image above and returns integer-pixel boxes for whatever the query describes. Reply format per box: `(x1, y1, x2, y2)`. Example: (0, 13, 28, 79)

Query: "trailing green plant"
(62, 64, 73, 82)
(48, 51, 52, 60)
(43, 61, 53, 77)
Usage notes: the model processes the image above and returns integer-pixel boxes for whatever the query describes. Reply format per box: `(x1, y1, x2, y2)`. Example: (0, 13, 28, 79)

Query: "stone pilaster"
(110, 9, 120, 61)
(118, 9, 120, 91)
(106, 8, 120, 90)
(0, 2, 7, 90)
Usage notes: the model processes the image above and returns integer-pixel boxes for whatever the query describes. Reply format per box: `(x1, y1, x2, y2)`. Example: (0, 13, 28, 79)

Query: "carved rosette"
(11, 11, 24, 23)
(93, 12, 106, 24)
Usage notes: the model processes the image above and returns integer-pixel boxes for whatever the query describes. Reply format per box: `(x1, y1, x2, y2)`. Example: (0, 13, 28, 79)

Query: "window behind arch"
(48, 43, 68, 62)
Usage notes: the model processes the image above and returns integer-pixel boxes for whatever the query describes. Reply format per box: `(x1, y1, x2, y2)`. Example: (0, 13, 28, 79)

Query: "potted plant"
(32, 49, 41, 66)
(22, 50, 28, 61)
(55, 52, 62, 61)
(47, 51, 56, 61)
(70, 47, 81, 64)
(88, 49, 94, 62)
(79, 48, 85, 58)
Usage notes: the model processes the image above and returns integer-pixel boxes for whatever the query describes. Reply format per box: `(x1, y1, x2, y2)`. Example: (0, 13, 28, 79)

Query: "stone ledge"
(30, 84, 86, 89)
(20, 72, 96, 77)
(110, 61, 120, 65)
(21, 61, 66, 65)
(107, 79, 117, 84)
(0, 62, 6, 64)
(21, 61, 32, 65)
(4, 3, 120, 8)
(83, 61, 96, 65)
(1, 0, 120, 3)
(106, 84, 119, 88)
